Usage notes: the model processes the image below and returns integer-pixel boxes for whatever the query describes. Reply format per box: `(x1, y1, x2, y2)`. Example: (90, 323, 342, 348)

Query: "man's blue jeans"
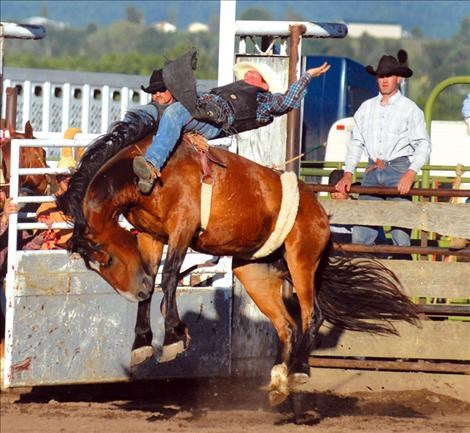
(352, 157, 412, 247)
(145, 102, 223, 170)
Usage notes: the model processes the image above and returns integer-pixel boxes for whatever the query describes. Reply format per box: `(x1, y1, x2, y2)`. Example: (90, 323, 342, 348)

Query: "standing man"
(335, 50, 431, 247)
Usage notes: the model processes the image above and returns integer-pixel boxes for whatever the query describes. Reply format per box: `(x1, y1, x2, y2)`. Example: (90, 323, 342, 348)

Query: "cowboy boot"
(133, 156, 160, 194)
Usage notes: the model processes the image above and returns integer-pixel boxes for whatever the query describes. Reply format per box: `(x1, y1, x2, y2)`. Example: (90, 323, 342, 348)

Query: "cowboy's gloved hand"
(465, 118, 470, 136)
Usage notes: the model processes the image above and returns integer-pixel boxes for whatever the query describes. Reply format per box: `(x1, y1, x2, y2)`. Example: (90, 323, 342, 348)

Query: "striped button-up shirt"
(345, 91, 431, 173)
(256, 73, 312, 124)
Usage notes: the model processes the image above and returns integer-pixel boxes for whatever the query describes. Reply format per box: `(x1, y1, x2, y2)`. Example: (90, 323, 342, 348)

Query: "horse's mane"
(56, 111, 156, 251)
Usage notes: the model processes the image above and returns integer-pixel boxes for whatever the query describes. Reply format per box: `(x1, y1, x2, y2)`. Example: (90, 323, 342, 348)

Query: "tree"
(86, 22, 98, 34)
(40, 2, 48, 18)
(283, 6, 305, 21)
(453, 16, 470, 43)
(126, 6, 144, 25)
(240, 7, 273, 21)
(168, 6, 177, 26)
(411, 27, 424, 39)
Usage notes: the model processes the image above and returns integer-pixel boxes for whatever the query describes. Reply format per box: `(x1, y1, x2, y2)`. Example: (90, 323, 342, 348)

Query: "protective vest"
(195, 81, 273, 134)
(219, 80, 272, 132)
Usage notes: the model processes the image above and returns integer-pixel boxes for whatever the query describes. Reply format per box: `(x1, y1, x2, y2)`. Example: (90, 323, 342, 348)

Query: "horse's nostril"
(137, 291, 148, 301)
(142, 275, 154, 292)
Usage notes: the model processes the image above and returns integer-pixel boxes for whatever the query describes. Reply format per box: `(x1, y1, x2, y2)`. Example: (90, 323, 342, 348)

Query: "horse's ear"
(24, 121, 33, 138)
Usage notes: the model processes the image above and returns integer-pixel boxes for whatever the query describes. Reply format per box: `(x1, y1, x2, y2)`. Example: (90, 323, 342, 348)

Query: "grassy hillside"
(1, 0, 469, 38)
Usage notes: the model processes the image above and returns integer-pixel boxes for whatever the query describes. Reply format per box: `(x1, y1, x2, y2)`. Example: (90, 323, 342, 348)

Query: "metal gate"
(3, 136, 233, 387)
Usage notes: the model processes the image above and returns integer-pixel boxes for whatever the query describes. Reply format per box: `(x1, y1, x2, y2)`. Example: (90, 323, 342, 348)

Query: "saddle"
(185, 132, 226, 182)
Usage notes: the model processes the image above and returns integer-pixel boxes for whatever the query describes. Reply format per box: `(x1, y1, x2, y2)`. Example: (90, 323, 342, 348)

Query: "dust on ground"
(1, 377, 469, 433)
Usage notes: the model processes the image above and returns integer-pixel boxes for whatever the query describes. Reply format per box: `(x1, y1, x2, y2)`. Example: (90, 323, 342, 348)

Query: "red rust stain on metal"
(12, 357, 32, 372)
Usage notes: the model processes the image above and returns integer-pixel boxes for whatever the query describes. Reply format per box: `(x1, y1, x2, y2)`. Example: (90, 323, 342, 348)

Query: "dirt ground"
(1, 377, 470, 433)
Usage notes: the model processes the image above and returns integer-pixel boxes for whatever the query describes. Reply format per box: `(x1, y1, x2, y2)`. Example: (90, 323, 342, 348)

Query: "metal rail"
(417, 304, 470, 317)
(308, 184, 470, 197)
(333, 243, 470, 258)
(309, 357, 470, 374)
(422, 75, 470, 188)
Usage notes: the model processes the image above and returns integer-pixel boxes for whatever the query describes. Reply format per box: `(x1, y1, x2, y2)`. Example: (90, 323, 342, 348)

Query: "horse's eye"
(106, 255, 113, 268)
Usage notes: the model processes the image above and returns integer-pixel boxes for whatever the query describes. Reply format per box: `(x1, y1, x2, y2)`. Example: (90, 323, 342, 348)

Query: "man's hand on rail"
(335, 171, 353, 194)
(397, 169, 417, 195)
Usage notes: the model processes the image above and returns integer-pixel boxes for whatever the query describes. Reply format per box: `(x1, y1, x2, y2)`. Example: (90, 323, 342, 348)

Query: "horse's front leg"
(130, 233, 164, 367)
(159, 246, 190, 363)
(131, 296, 155, 367)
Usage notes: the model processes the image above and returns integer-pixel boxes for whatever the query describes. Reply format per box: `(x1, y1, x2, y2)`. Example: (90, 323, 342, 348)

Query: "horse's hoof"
(130, 345, 154, 367)
(159, 340, 184, 363)
(269, 363, 289, 406)
(289, 372, 310, 386)
(269, 389, 289, 406)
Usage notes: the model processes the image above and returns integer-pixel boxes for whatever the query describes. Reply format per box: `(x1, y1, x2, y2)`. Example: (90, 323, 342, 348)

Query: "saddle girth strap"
(187, 133, 213, 230)
(249, 171, 300, 259)
(185, 132, 228, 230)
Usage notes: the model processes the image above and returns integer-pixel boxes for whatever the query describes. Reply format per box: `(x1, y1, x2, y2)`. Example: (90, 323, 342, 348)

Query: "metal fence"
(2, 67, 216, 134)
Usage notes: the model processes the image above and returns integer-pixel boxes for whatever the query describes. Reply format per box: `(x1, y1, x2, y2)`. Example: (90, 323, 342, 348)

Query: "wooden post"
(285, 24, 306, 175)
(283, 24, 306, 301)
(5, 86, 17, 129)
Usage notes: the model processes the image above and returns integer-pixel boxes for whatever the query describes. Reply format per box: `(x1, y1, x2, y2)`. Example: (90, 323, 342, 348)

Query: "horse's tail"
(314, 252, 420, 336)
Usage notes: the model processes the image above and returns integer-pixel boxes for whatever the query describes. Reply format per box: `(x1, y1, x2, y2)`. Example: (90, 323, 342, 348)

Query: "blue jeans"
(352, 157, 412, 247)
(145, 102, 223, 169)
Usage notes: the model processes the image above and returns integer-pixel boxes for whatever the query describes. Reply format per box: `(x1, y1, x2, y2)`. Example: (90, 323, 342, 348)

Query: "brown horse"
(57, 113, 418, 405)
(1, 121, 51, 199)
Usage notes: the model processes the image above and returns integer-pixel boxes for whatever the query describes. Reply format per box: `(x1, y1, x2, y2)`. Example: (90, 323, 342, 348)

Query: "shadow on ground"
(12, 377, 461, 425)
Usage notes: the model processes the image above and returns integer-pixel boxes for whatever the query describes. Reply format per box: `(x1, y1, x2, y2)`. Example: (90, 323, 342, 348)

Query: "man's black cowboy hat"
(365, 49, 413, 78)
(141, 69, 167, 93)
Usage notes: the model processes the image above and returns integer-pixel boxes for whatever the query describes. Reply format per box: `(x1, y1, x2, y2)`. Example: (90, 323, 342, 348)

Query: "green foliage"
(4, 16, 469, 118)
(126, 6, 144, 25)
(283, 6, 305, 21)
(240, 7, 273, 21)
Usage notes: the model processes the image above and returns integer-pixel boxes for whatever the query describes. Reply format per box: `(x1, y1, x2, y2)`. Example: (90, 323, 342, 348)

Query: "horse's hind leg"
(233, 259, 296, 406)
(283, 204, 329, 385)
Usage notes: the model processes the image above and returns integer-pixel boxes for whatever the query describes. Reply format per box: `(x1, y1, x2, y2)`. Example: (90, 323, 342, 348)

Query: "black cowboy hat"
(141, 69, 167, 94)
(365, 49, 413, 78)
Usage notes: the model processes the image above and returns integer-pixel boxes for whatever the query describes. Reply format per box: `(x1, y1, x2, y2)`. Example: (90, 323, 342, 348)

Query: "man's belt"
(365, 156, 410, 174)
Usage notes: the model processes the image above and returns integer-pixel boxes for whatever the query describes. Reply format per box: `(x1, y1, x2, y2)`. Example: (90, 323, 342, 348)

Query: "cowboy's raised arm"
(264, 62, 331, 117)
(306, 62, 331, 78)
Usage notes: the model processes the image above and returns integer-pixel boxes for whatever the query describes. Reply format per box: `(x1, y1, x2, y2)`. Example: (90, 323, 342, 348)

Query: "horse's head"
(1, 121, 51, 195)
(56, 111, 158, 303)
(74, 221, 155, 303)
